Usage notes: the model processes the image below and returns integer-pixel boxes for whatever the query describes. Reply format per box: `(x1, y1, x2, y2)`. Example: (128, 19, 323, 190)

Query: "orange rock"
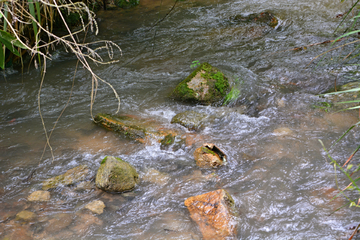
(193, 143, 227, 168)
(184, 189, 238, 240)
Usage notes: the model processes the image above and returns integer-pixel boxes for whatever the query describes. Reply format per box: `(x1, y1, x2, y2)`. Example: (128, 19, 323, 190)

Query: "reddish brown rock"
(184, 189, 238, 240)
(193, 143, 227, 168)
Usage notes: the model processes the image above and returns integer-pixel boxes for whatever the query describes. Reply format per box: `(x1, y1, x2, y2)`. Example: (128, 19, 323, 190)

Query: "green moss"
(201, 146, 216, 155)
(212, 72, 227, 96)
(171, 62, 229, 105)
(100, 156, 108, 165)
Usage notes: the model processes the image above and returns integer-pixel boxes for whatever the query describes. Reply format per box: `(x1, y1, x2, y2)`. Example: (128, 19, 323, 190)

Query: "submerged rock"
(193, 143, 227, 168)
(231, 11, 278, 28)
(15, 210, 36, 222)
(171, 111, 207, 131)
(95, 156, 139, 192)
(170, 62, 230, 105)
(94, 113, 179, 144)
(160, 134, 176, 150)
(71, 213, 103, 234)
(142, 168, 170, 186)
(184, 189, 238, 240)
(42, 165, 89, 190)
(44, 213, 73, 234)
(273, 127, 293, 137)
(85, 200, 106, 215)
(27, 190, 50, 202)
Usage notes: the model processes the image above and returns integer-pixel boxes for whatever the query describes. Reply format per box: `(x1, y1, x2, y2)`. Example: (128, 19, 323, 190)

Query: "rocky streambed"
(2, 0, 360, 239)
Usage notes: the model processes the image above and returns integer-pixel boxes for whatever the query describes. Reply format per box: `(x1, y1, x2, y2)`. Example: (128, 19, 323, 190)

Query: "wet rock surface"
(142, 168, 170, 186)
(193, 143, 227, 168)
(230, 11, 279, 28)
(171, 110, 207, 131)
(170, 62, 230, 105)
(273, 127, 294, 137)
(95, 156, 139, 192)
(43, 213, 73, 234)
(184, 189, 238, 240)
(27, 190, 50, 202)
(15, 210, 36, 222)
(42, 165, 89, 190)
(85, 200, 106, 214)
(94, 113, 180, 144)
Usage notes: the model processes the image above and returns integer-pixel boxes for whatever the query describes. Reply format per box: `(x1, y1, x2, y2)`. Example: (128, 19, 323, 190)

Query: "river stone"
(15, 210, 36, 222)
(160, 133, 176, 150)
(95, 156, 139, 192)
(27, 190, 50, 202)
(142, 168, 170, 186)
(170, 62, 230, 105)
(42, 165, 89, 190)
(85, 200, 106, 214)
(230, 11, 278, 28)
(44, 213, 73, 234)
(193, 143, 227, 168)
(94, 113, 179, 144)
(71, 213, 103, 234)
(184, 189, 238, 240)
(273, 127, 293, 137)
(171, 111, 207, 131)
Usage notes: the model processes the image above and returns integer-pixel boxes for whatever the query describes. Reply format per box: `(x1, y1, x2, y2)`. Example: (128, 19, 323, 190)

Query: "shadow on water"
(1, 0, 360, 239)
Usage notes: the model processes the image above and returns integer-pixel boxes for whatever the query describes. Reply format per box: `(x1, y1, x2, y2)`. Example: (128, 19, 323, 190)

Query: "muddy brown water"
(1, 0, 360, 239)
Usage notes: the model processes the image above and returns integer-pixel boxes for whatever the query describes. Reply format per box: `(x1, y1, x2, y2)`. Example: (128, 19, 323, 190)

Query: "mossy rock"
(94, 113, 181, 144)
(193, 143, 227, 168)
(94, 113, 147, 142)
(171, 111, 207, 131)
(42, 165, 89, 190)
(160, 134, 176, 150)
(171, 62, 230, 105)
(95, 156, 138, 192)
(230, 11, 278, 28)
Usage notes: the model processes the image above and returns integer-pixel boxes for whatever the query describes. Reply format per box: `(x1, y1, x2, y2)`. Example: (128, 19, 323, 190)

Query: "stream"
(1, 0, 360, 239)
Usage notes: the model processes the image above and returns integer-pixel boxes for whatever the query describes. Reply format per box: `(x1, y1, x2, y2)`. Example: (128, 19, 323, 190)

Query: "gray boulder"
(171, 111, 207, 131)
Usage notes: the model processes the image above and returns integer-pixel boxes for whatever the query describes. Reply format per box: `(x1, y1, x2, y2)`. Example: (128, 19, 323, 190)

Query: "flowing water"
(1, 0, 360, 239)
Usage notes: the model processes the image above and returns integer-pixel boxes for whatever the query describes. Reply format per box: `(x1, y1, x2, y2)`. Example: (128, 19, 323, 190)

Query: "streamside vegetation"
(0, 0, 122, 112)
(318, 0, 360, 234)
(0, 0, 124, 163)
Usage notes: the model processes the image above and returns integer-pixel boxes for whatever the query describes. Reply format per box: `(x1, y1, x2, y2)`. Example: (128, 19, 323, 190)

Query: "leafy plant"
(312, 101, 332, 112)
(223, 87, 240, 105)
(0, 0, 122, 162)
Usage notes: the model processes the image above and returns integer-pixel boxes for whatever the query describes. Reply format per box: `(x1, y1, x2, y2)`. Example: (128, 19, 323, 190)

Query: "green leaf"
(320, 87, 360, 96)
(0, 44, 5, 69)
(0, 30, 27, 49)
(347, 164, 353, 170)
(330, 121, 360, 148)
(0, 37, 20, 56)
(335, 99, 360, 104)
